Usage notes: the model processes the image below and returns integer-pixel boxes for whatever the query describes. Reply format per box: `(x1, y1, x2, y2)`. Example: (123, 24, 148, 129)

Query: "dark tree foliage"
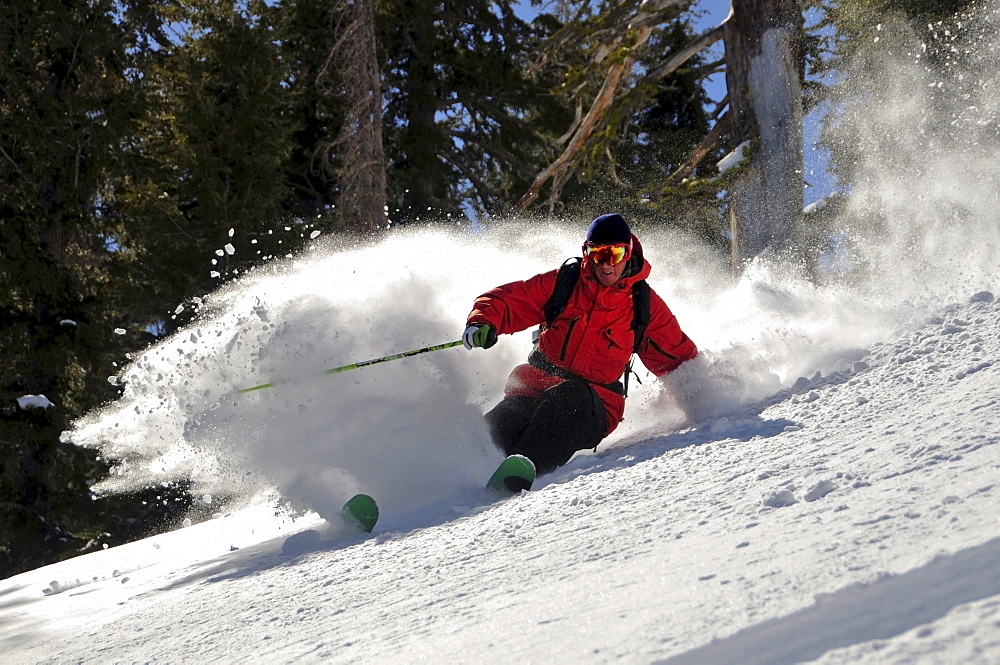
(122, 0, 302, 299)
(276, 0, 349, 220)
(556, 15, 722, 242)
(0, 0, 197, 579)
(378, 0, 569, 224)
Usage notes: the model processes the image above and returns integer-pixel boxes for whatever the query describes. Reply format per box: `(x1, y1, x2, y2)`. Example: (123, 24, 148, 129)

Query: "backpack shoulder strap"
(630, 279, 651, 353)
(544, 257, 582, 327)
(622, 279, 651, 398)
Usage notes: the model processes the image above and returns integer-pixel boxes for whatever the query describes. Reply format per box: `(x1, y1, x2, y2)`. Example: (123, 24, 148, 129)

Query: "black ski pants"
(484, 378, 607, 475)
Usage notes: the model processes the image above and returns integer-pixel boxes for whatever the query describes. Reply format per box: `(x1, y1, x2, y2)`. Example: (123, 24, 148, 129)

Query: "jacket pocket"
(603, 326, 633, 352)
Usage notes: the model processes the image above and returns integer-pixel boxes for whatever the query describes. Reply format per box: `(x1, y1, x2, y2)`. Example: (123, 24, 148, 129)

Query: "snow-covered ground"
(5, 4, 1000, 662)
(2, 273, 998, 663)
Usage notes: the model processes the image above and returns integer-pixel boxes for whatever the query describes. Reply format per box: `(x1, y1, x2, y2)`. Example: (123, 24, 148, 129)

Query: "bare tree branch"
(664, 110, 730, 185)
(519, 15, 727, 211)
(518, 42, 644, 211)
(646, 23, 726, 81)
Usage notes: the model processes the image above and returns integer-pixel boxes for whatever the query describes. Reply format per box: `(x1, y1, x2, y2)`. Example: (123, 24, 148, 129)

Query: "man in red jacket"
(463, 213, 698, 474)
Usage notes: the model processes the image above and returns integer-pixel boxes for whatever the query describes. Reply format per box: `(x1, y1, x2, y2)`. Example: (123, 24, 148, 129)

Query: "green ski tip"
(341, 493, 379, 532)
(488, 454, 536, 492)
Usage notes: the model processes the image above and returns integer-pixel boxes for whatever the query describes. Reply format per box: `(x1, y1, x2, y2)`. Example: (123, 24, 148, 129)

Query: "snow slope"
(1, 288, 998, 664)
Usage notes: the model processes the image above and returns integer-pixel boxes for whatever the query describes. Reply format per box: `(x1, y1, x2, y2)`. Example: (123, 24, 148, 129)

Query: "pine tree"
(275, 0, 349, 220)
(552, 13, 722, 243)
(0, 0, 192, 578)
(515, 0, 729, 238)
(378, 0, 567, 224)
(122, 0, 300, 301)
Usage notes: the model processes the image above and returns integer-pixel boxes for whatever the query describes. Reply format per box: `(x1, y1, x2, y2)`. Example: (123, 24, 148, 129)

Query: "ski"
(338, 458, 530, 533)
(341, 493, 379, 532)
(487, 454, 536, 492)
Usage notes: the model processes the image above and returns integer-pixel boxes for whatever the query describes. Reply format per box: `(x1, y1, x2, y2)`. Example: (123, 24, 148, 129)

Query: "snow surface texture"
(4, 3, 1000, 663)
(3, 291, 998, 663)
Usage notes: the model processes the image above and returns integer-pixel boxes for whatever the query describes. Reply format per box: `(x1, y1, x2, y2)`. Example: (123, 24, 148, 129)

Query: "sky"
(4, 1, 1000, 662)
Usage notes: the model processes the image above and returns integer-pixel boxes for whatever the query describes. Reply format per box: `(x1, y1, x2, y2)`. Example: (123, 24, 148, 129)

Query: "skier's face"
(584, 241, 631, 287)
(590, 254, 627, 286)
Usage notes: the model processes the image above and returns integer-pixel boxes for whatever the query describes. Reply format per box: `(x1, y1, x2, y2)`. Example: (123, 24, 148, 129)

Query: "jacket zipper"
(560, 316, 579, 361)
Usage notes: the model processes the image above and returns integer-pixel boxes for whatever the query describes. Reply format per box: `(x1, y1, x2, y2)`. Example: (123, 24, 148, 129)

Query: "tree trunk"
(330, 0, 387, 233)
(723, 0, 804, 268)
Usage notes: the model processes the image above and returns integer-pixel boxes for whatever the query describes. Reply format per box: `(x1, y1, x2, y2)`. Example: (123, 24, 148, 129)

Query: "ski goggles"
(583, 242, 631, 266)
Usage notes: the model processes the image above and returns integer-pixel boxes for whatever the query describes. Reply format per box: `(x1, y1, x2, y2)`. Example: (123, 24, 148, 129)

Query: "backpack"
(535, 257, 651, 396)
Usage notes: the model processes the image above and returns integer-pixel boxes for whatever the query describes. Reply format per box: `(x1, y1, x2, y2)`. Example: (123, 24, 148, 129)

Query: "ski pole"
(238, 339, 464, 393)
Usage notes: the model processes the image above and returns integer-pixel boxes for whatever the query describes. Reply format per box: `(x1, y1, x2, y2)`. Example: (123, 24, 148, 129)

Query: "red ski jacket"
(467, 240, 697, 436)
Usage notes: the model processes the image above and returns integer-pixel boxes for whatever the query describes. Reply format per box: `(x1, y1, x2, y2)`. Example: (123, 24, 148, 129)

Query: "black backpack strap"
(543, 257, 582, 327)
(622, 279, 651, 398)
(630, 279, 650, 353)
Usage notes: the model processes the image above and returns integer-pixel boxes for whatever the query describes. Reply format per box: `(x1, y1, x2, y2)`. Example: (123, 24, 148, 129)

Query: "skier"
(463, 213, 698, 474)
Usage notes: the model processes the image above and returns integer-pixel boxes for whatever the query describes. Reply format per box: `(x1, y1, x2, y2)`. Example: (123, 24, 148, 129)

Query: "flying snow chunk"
(114, 328, 127, 335)
(59, 319, 77, 327)
(17, 394, 54, 410)
(224, 244, 235, 255)
(310, 230, 321, 239)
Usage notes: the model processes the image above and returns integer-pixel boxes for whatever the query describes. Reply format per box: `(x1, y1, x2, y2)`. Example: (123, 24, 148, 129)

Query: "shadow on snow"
(658, 536, 1000, 665)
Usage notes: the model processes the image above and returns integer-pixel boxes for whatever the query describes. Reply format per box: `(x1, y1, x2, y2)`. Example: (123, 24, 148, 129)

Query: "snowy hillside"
(2, 282, 998, 663)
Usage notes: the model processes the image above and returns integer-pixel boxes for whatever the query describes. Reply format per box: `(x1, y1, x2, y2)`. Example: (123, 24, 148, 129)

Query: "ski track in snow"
(1, 294, 998, 663)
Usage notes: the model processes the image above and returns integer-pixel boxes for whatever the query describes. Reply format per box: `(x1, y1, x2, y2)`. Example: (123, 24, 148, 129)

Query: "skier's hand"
(463, 324, 497, 350)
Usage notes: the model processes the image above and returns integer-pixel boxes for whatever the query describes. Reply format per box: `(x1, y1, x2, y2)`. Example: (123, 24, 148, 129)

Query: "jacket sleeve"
(638, 288, 698, 376)
(466, 270, 558, 335)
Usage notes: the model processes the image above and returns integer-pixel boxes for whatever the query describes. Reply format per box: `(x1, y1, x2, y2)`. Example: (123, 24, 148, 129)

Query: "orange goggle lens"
(584, 243, 630, 265)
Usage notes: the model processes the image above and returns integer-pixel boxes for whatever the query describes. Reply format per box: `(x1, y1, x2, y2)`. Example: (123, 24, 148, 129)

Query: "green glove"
(462, 324, 498, 349)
